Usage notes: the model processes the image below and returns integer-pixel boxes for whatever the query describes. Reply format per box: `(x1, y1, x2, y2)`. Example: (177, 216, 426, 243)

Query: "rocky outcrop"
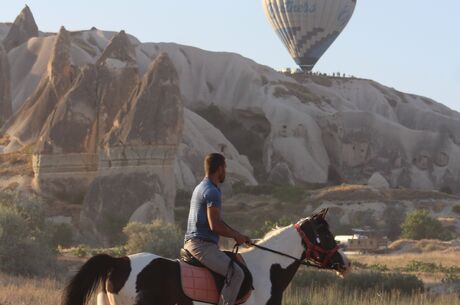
(96, 30, 137, 67)
(1, 27, 74, 151)
(4, 28, 460, 194)
(80, 53, 183, 243)
(0, 23, 12, 42)
(368, 172, 390, 189)
(2, 5, 38, 52)
(0, 45, 12, 125)
(175, 108, 257, 190)
(32, 30, 140, 204)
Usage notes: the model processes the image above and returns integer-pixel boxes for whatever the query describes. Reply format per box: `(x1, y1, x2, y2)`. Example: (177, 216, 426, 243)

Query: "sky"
(1, 1, 459, 112)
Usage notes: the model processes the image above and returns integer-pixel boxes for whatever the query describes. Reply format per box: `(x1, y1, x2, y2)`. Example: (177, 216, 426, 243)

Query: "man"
(184, 153, 251, 305)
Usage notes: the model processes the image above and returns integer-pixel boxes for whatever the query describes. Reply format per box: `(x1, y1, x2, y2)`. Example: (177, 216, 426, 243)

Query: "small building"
(335, 228, 388, 253)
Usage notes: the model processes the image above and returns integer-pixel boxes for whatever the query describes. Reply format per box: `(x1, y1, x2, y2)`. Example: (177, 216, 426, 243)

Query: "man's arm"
(207, 206, 250, 244)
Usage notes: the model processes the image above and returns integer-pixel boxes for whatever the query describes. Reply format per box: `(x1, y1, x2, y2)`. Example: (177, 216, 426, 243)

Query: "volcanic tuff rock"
(1, 27, 74, 151)
(81, 53, 183, 243)
(31, 30, 142, 206)
(0, 45, 12, 124)
(1, 5, 460, 217)
(3, 23, 460, 194)
(0, 23, 12, 42)
(176, 109, 257, 190)
(2, 5, 38, 52)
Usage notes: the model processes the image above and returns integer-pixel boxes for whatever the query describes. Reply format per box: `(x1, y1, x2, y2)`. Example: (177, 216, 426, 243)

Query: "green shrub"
(401, 209, 451, 240)
(272, 186, 305, 204)
(403, 260, 460, 274)
(97, 211, 128, 245)
(123, 220, 183, 258)
(0, 205, 55, 276)
(48, 223, 74, 248)
(452, 205, 460, 214)
(403, 260, 439, 273)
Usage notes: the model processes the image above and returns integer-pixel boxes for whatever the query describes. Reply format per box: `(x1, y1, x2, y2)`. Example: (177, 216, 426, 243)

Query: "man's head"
(204, 153, 226, 184)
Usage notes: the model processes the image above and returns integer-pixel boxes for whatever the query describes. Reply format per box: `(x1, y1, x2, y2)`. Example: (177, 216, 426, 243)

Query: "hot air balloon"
(262, 0, 356, 71)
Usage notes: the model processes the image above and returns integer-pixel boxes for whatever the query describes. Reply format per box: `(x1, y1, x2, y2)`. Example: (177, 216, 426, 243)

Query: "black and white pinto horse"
(62, 209, 350, 305)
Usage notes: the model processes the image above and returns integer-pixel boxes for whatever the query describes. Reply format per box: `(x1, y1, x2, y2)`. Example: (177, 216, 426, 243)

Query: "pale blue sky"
(1, 1, 459, 111)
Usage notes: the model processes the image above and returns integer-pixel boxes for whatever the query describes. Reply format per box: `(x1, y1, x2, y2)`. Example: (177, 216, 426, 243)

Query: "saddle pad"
(180, 262, 219, 303)
(179, 261, 252, 304)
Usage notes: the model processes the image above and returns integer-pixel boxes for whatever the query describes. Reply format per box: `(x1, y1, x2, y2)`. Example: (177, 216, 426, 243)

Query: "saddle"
(179, 248, 253, 304)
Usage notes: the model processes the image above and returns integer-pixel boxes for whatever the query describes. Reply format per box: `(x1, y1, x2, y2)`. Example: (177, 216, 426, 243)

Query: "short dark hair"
(204, 153, 226, 175)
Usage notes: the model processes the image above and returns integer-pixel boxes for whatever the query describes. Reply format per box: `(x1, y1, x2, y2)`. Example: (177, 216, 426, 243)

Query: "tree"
(0, 204, 56, 275)
(401, 209, 451, 240)
(123, 220, 183, 258)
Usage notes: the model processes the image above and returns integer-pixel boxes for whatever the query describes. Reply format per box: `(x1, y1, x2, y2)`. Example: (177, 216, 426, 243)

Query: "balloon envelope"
(263, 0, 357, 71)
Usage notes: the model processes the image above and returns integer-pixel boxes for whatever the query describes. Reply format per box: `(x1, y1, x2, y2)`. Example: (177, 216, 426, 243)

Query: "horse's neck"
(242, 225, 304, 270)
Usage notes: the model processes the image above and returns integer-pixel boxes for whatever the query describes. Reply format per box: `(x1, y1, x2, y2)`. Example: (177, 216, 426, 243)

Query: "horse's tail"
(61, 254, 122, 305)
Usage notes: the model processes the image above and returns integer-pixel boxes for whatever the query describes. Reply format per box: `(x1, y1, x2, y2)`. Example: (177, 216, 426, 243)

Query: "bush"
(401, 209, 451, 240)
(0, 205, 55, 276)
(123, 220, 183, 258)
(272, 186, 305, 204)
(48, 223, 74, 248)
(452, 205, 460, 214)
(403, 260, 439, 273)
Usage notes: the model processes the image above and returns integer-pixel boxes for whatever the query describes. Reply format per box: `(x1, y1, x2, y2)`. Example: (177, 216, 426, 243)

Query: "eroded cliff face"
(0, 45, 12, 125)
(32, 30, 140, 204)
(3, 22, 460, 195)
(81, 53, 183, 243)
(2, 5, 38, 52)
(0, 14, 183, 241)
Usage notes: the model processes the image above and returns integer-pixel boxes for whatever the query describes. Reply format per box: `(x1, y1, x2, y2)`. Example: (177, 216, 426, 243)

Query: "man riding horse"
(184, 153, 251, 305)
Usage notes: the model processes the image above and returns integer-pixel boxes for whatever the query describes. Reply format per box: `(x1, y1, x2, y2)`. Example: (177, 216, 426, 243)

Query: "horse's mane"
(258, 224, 292, 244)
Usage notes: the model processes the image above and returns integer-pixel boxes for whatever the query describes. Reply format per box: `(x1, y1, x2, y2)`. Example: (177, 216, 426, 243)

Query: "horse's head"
(296, 208, 351, 277)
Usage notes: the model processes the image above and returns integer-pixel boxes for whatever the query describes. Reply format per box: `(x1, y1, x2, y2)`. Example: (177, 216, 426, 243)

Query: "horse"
(61, 208, 351, 305)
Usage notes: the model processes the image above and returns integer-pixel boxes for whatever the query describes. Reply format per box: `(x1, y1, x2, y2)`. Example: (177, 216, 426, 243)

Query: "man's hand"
(234, 232, 251, 245)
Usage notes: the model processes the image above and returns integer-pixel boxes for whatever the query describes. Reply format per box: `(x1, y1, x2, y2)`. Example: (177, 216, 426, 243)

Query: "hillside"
(0, 6, 459, 240)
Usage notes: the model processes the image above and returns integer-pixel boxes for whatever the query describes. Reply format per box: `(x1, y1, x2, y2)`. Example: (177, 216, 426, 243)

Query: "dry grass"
(0, 272, 98, 305)
(310, 184, 458, 203)
(350, 251, 460, 269)
(0, 150, 34, 177)
(388, 239, 460, 254)
(283, 285, 459, 305)
(0, 273, 63, 305)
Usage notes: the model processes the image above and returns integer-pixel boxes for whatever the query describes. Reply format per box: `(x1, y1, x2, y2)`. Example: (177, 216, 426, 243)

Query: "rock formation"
(1, 27, 74, 151)
(368, 172, 390, 189)
(80, 53, 183, 243)
(2, 5, 38, 52)
(3, 23, 460, 194)
(0, 45, 12, 125)
(0, 6, 459, 245)
(32, 30, 140, 204)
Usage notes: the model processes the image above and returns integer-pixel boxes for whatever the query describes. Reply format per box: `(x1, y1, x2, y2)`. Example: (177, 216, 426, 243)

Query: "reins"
(248, 242, 313, 267)
(245, 222, 340, 269)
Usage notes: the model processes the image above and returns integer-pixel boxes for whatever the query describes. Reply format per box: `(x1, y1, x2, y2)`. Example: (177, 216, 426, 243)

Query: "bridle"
(249, 220, 340, 269)
(294, 222, 340, 268)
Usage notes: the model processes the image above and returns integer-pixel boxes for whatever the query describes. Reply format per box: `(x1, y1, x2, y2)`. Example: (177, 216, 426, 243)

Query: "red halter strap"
(294, 223, 340, 268)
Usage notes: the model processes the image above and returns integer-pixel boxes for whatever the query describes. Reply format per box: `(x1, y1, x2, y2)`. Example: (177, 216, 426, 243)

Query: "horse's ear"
(314, 208, 329, 219)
